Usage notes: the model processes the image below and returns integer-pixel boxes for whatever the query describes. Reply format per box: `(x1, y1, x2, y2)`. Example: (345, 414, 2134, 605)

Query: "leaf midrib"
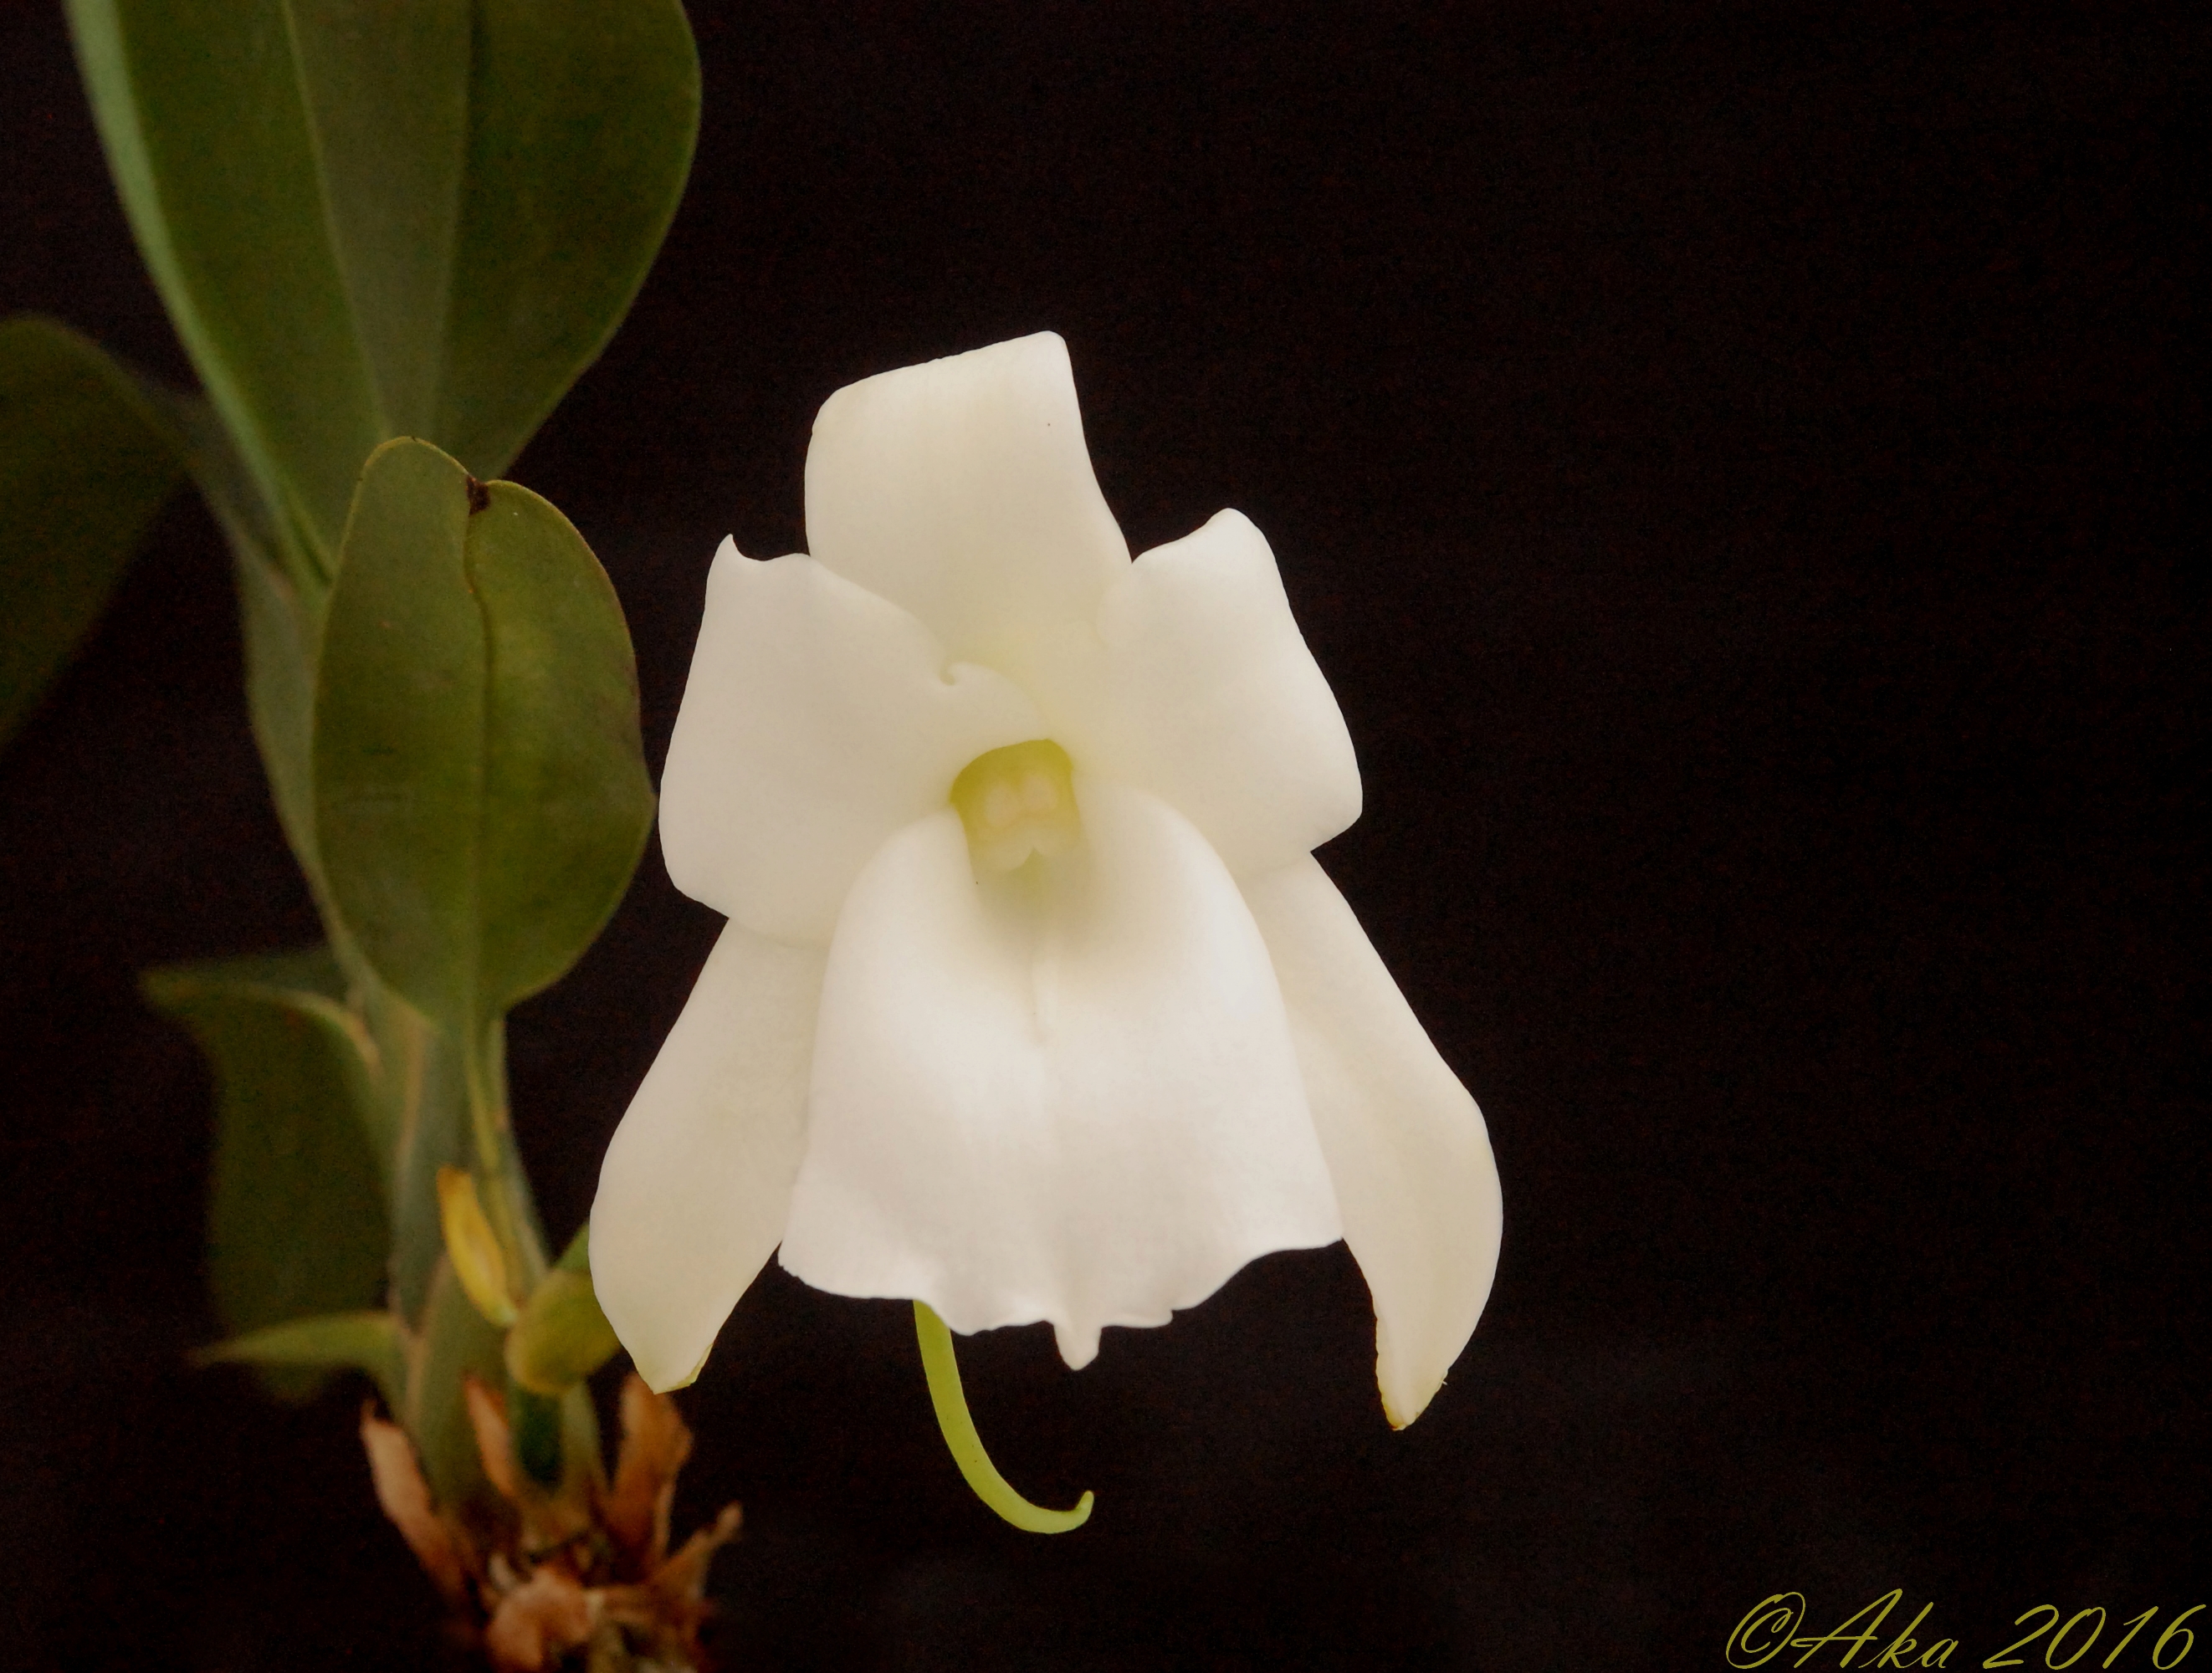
(274, 0, 476, 451)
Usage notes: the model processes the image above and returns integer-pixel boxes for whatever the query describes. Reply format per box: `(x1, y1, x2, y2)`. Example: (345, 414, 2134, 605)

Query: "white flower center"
(950, 739, 1080, 874)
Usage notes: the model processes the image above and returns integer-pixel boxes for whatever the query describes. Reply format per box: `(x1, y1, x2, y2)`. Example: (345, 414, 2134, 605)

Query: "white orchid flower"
(592, 334, 1502, 1441)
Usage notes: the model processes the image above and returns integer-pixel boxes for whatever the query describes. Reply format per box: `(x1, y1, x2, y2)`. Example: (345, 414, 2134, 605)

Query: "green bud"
(504, 1225, 621, 1395)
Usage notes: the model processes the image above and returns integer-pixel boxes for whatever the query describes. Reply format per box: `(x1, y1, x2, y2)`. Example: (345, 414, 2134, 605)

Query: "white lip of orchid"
(591, 331, 1503, 1532)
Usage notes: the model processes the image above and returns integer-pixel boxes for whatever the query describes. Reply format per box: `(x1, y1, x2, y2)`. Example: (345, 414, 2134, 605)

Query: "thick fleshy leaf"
(804, 333, 1129, 668)
(0, 316, 183, 748)
(659, 544, 1043, 944)
(65, 0, 699, 559)
(433, 0, 699, 476)
(314, 441, 477, 1021)
(1053, 508, 1362, 877)
(229, 526, 327, 874)
(274, 0, 472, 448)
(314, 438, 653, 1031)
(1240, 857, 1503, 1426)
(781, 778, 1341, 1369)
(504, 1223, 620, 1395)
(67, 0, 377, 559)
(143, 948, 390, 1396)
(198, 1310, 404, 1413)
(162, 393, 330, 874)
(594, 922, 827, 1393)
(469, 481, 658, 1016)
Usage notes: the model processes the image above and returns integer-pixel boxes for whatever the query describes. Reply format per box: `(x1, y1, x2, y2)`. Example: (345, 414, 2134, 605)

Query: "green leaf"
(64, 0, 699, 563)
(146, 391, 338, 879)
(554, 1220, 591, 1276)
(196, 1309, 404, 1412)
(435, 0, 702, 478)
(228, 507, 330, 883)
(409, 1256, 508, 1512)
(0, 316, 184, 749)
(505, 1224, 620, 1395)
(142, 949, 392, 1391)
(65, 0, 381, 564)
(469, 471, 662, 1018)
(313, 439, 653, 1034)
(0, 319, 336, 902)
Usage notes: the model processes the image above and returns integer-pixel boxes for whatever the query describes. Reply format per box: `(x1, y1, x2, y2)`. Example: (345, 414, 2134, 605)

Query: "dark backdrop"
(2, 2, 2201, 1668)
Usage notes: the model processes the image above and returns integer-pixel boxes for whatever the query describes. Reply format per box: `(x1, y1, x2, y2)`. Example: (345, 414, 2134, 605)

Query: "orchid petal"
(780, 777, 1341, 1369)
(1047, 509, 1360, 877)
(1240, 857, 1502, 1426)
(803, 334, 1129, 667)
(658, 542, 1044, 944)
(591, 920, 827, 1392)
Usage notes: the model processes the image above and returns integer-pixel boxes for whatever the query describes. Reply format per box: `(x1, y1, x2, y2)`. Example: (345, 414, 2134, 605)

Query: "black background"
(2, 2, 2202, 1667)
